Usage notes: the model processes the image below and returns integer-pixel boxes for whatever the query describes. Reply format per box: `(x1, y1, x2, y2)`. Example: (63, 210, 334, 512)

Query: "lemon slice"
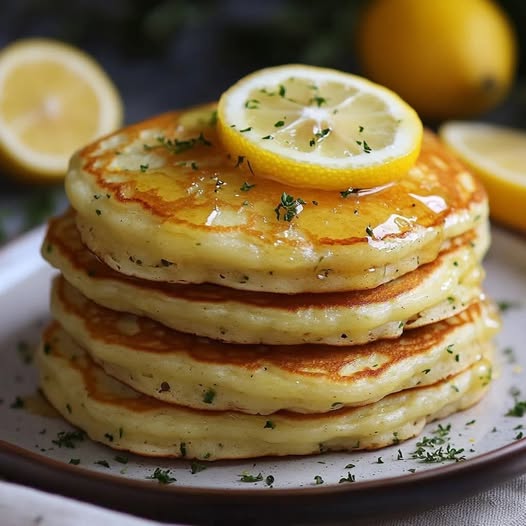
(439, 121, 526, 232)
(0, 38, 122, 183)
(217, 64, 423, 190)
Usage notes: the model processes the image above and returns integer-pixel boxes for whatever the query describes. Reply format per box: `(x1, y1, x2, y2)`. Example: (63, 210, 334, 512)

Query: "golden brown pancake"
(50, 276, 499, 415)
(43, 210, 488, 345)
(37, 321, 494, 460)
(65, 104, 488, 293)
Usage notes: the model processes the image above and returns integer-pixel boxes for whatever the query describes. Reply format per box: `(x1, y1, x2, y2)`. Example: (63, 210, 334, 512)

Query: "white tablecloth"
(1, 475, 525, 526)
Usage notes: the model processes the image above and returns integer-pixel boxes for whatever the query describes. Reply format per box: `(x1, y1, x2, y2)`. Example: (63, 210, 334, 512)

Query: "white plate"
(0, 224, 525, 524)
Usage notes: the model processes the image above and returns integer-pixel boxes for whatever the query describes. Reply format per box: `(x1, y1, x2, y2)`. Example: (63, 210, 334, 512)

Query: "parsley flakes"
(203, 388, 216, 404)
(274, 192, 306, 222)
(239, 472, 263, 483)
(507, 400, 526, 417)
(147, 468, 176, 484)
(52, 430, 86, 448)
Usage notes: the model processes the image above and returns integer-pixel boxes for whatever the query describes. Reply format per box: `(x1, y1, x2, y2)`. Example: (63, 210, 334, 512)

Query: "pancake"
(65, 104, 488, 293)
(38, 321, 493, 460)
(43, 210, 488, 345)
(50, 276, 499, 414)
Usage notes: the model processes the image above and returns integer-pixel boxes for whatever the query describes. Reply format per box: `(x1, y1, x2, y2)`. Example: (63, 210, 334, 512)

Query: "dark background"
(1, 0, 525, 242)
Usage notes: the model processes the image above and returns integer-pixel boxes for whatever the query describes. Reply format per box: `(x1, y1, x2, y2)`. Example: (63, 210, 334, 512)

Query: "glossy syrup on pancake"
(44, 210, 488, 345)
(65, 104, 488, 292)
(50, 276, 500, 414)
(38, 322, 494, 460)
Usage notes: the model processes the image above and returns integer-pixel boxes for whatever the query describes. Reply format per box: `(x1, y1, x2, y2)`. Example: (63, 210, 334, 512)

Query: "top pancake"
(66, 104, 488, 293)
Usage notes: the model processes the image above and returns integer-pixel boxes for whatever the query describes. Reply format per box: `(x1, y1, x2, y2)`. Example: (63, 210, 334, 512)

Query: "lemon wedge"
(0, 38, 122, 183)
(439, 121, 526, 232)
(217, 64, 423, 190)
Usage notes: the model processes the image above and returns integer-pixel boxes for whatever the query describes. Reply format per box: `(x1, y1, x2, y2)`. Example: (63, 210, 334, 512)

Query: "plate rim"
(1, 437, 525, 523)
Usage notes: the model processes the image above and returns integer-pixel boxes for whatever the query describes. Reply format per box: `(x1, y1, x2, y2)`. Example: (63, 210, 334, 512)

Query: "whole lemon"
(357, 0, 517, 121)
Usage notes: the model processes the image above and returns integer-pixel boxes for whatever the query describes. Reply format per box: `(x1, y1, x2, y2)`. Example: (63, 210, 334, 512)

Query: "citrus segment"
(217, 64, 423, 190)
(0, 38, 123, 182)
(439, 121, 526, 232)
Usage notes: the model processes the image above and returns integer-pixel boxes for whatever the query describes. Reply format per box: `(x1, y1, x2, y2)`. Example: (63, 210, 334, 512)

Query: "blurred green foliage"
(5, 0, 524, 75)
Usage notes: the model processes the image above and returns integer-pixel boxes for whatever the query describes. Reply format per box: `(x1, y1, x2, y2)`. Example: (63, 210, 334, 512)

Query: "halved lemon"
(439, 121, 526, 232)
(217, 64, 423, 190)
(0, 38, 123, 183)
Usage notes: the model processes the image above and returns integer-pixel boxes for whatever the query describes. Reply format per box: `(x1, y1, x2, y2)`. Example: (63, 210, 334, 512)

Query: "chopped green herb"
(190, 461, 207, 474)
(114, 455, 128, 464)
(95, 209, 102, 216)
(506, 400, 526, 417)
(497, 300, 521, 313)
(104, 433, 114, 442)
(234, 155, 245, 168)
(140, 164, 149, 172)
(365, 225, 374, 237)
(376, 457, 384, 464)
(412, 443, 465, 463)
(265, 475, 275, 486)
(180, 442, 187, 457)
(264, 420, 276, 429)
(245, 99, 259, 109)
(239, 127, 252, 133)
(310, 95, 327, 107)
(344, 463, 355, 469)
(261, 134, 273, 140)
(358, 125, 364, 132)
(315, 128, 331, 139)
(515, 431, 524, 440)
(147, 468, 176, 484)
(203, 388, 216, 404)
(314, 475, 324, 485)
(239, 472, 263, 483)
(278, 84, 287, 97)
(94, 460, 110, 468)
(240, 182, 256, 192)
(69, 458, 80, 465)
(157, 132, 211, 155)
(274, 192, 306, 222)
(274, 120, 285, 128)
(397, 449, 404, 460)
(339, 472, 356, 483)
(52, 430, 86, 448)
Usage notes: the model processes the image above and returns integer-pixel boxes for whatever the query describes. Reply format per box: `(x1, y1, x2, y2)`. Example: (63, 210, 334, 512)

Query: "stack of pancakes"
(38, 104, 500, 460)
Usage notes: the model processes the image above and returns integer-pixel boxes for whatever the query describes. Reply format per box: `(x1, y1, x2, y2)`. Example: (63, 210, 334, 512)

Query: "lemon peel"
(217, 64, 422, 190)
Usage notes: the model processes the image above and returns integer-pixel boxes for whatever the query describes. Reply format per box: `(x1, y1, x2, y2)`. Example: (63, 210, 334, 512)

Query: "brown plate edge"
(1, 438, 525, 525)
